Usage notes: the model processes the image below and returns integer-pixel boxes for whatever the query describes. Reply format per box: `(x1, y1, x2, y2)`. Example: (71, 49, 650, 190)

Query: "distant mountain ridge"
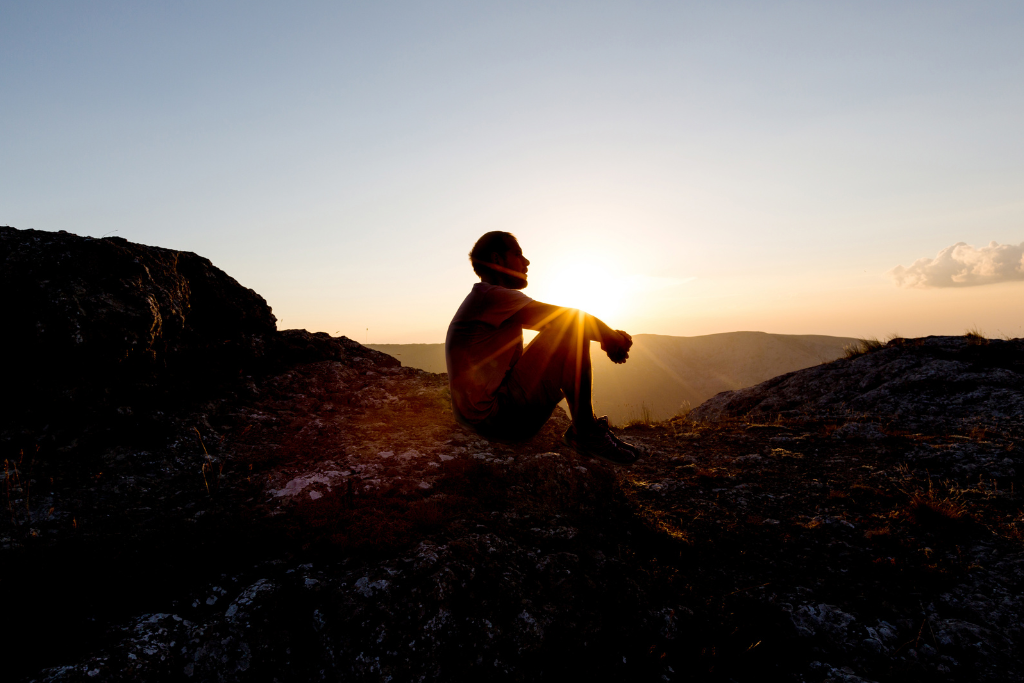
(366, 344, 449, 374)
(370, 331, 858, 425)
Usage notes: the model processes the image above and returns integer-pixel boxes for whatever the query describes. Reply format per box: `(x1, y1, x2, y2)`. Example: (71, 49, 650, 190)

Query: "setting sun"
(526, 250, 695, 329)
(538, 260, 626, 321)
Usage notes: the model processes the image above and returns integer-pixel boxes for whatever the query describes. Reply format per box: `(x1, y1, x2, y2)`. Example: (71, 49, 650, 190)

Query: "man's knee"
(528, 308, 584, 354)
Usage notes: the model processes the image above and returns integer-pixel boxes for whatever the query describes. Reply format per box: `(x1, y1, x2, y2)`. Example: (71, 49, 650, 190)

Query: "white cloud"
(889, 241, 1024, 288)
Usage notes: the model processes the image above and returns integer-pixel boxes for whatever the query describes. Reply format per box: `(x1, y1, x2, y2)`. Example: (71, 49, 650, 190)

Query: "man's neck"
(481, 277, 524, 290)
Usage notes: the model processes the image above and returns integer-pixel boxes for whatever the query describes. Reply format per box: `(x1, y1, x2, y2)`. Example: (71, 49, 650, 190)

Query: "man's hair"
(469, 231, 518, 277)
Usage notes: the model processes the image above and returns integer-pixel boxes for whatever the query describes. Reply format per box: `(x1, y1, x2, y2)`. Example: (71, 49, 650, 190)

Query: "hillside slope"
(366, 343, 449, 374)
(372, 331, 858, 424)
(591, 331, 857, 422)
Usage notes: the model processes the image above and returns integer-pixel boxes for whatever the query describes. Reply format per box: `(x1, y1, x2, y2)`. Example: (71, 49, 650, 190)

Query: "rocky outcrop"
(1, 227, 279, 431)
(0, 227, 399, 442)
(690, 336, 1024, 428)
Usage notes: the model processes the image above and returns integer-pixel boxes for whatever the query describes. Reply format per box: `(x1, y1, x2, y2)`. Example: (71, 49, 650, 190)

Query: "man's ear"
(489, 251, 504, 266)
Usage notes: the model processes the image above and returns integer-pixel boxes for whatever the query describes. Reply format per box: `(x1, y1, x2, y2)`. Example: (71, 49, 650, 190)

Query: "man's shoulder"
(475, 282, 532, 301)
(451, 282, 533, 327)
(462, 282, 532, 306)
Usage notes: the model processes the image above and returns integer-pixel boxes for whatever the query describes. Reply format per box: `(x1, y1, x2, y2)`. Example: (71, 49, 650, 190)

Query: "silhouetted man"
(445, 231, 638, 465)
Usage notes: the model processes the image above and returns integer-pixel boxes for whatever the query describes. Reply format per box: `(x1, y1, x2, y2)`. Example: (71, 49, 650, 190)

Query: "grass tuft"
(909, 493, 968, 527)
(964, 326, 988, 345)
(883, 332, 906, 348)
(905, 479, 969, 528)
(623, 401, 656, 429)
(843, 337, 884, 359)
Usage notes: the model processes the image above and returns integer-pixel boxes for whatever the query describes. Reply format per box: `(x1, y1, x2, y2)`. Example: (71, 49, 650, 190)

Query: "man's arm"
(510, 301, 633, 363)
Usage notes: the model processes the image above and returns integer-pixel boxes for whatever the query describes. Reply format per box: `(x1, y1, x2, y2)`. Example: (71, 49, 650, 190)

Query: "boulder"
(1, 226, 278, 435)
(690, 336, 1024, 428)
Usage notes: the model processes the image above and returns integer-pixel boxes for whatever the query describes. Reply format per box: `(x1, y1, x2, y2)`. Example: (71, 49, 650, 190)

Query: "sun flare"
(525, 249, 695, 329)
(534, 260, 627, 322)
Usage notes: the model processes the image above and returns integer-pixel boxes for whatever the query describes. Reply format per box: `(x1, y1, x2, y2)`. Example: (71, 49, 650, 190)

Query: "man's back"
(445, 282, 533, 423)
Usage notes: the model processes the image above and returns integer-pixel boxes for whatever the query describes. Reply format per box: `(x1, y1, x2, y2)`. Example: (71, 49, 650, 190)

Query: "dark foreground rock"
(0, 226, 396, 445)
(3, 229, 1023, 682)
(1, 226, 275, 435)
(4, 342, 1020, 683)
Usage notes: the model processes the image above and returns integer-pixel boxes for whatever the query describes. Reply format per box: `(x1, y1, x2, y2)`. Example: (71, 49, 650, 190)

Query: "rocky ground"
(4, 227, 1023, 682)
(5, 334, 1024, 682)
(691, 335, 1024, 430)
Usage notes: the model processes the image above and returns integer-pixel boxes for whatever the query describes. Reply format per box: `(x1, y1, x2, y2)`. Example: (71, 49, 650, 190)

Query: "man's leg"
(507, 308, 638, 463)
(508, 307, 598, 434)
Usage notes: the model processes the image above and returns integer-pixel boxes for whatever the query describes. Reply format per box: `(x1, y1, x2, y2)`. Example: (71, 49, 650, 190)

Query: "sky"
(3, 1, 1023, 343)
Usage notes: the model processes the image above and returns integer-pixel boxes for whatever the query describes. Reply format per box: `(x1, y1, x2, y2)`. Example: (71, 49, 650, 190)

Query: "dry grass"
(623, 401, 656, 429)
(883, 332, 907, 348)
(889, 466, 974, 531)
(843, 337, 885, 359)
(909, 493, 968, 527)
(965, 326, 988, 345)
(694, 466, 730, 483)
(675, 400, 693, 420)
(1005, 512, 1024, 545)
(906, 481, 969, 528)
(967, 425, 989, 441)
(841, 332, 913, 359)
(3, 450, 34, 533)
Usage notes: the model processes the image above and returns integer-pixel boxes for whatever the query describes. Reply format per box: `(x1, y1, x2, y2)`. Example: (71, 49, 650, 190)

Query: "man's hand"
(602, 330, 632, 364)
(512, 302, 633, 363)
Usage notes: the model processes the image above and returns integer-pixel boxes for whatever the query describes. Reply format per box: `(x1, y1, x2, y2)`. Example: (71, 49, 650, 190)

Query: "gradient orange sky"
(3, 3, 1023, 342)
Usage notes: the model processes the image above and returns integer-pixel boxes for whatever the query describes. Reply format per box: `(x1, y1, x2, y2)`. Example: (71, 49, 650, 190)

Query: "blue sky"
(3, 2, 1023, 341)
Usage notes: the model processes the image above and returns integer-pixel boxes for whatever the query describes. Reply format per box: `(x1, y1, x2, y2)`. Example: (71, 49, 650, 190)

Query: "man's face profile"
(490, 238, 530, 290)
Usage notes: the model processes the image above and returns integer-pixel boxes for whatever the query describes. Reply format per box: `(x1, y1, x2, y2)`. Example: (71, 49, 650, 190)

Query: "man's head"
(469, 231, 530, 289)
